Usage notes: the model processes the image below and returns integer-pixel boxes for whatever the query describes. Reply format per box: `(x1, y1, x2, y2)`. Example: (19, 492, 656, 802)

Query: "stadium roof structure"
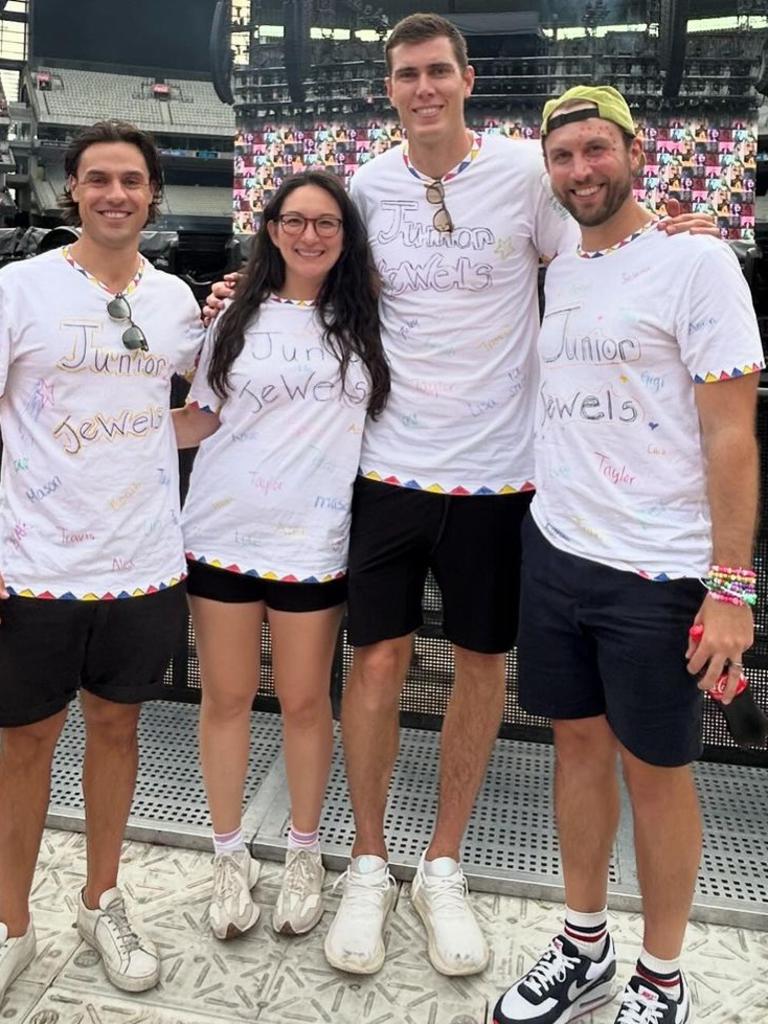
(252, 1, 759, 29)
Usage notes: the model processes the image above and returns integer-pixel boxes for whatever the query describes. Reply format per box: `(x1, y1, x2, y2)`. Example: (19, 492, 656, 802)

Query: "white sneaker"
(76, 887, 160, 993)
(614, 973, 693, 1024)
(411, 851, 489, 976)
(324, 855, 397, 974)
(0, 921, 36, 1000)
(272, 848, 326, 936)
(209, 849, 261, 940)
(494, 934, 617, 1024)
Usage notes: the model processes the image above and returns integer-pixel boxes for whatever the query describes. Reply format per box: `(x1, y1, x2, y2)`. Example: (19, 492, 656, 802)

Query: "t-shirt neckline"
(576, 217, 659, 260)
(270, 293, 316, 308)
(61, 244, 145, 296)
(402, 130, 483, 185)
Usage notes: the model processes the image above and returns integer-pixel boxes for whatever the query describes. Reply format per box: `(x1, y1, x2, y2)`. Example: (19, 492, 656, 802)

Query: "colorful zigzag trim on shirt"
(187, 554, 345, 584)
(692, 362, 763, 384)
(361, 470, 535, 496)
(7, 574, 186, 601)
(269, 294, 315, 307)
(62, 245, 145, 295)
(402, 131, 482, 184)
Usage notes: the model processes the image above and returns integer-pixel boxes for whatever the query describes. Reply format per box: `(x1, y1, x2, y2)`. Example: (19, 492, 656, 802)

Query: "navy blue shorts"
(517, 515, 706, 767)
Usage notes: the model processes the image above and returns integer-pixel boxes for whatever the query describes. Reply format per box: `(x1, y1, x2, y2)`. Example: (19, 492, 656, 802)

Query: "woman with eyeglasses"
(172, 171, 389, 941)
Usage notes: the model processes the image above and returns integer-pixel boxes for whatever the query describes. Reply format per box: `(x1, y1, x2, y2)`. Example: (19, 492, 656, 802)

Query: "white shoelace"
(103, 898, 141, 954)
(421, 871, 471, 920)
(522, 942, 580, 998)
(213, 855, 247, 904)
(332, 868, 394, 920)
(616, 991, 666, 1024)
(284, 851, 320, 898)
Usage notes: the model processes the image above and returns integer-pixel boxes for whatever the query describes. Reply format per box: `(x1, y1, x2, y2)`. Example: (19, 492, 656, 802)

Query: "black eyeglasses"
(107, 293, 148, 352)
(277, 213, 343, 237)
(425, 180, 453, 234)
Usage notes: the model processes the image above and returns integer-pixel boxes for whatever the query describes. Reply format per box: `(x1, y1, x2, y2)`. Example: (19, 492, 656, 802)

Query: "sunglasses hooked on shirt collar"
(425, 180, 454, 234)
(107, 293, 148, 352)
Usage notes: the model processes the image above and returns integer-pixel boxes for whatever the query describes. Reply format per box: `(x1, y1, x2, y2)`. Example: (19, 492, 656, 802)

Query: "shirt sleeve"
(532, 169, 579, 260)
(174, 285, 206, 379)
(186, 320, 224, 414)
(674, 242, 765, 383)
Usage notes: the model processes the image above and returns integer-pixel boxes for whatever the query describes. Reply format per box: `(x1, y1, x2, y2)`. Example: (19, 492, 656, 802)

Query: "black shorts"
(517, 515, 705, 767)
(0, 584, 187, 728)
(186, 560, 347, 612)
(346, 477, 533, 654)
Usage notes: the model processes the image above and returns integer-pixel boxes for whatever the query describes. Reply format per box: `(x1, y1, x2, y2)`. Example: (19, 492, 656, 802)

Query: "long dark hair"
(208, 171, 389, 418)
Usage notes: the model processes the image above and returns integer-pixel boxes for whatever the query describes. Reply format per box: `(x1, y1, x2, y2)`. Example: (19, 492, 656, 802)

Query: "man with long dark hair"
(0, 121, 203, 999)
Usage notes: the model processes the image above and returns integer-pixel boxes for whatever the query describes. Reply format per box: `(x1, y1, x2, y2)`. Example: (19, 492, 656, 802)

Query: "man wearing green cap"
(494, 86, 763, 1024)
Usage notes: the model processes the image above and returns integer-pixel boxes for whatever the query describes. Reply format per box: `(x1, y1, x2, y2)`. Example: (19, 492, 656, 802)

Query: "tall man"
(322, 13, 578, 977)
(0, 122, 203, 1000)
(494, 86, 762, 1024)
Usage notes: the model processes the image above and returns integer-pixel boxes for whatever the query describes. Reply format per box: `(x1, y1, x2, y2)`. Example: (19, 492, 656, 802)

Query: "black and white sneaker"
(613, 974, 692, 1024)
(493, 933, 616, 1024)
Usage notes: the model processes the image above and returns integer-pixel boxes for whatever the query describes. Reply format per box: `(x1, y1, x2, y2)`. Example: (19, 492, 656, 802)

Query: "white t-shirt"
(0, 247, 204, 599)
(181, 297, 370, 581)
(531, 225, 764, 579)
(350, 131, 578, 495)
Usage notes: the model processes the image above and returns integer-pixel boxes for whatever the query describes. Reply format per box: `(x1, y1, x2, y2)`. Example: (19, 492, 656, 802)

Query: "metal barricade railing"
(162, 391, 768, 766)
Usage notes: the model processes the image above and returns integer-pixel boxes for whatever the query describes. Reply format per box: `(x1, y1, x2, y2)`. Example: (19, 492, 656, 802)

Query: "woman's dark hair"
(208, 170, 389, 419)
(60, 120, 164, 226)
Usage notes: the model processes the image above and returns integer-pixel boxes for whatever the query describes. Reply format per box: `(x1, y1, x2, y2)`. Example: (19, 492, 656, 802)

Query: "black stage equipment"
(210, 0, 235, 105)
(755, 38, 768, 95)
(658, 0, 689, 97)
(284, 0, 312, 105)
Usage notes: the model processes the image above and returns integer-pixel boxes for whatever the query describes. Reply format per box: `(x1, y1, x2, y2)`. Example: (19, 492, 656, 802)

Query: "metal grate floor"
(48, 702, 768, 929)
(49, 700, 283, 833)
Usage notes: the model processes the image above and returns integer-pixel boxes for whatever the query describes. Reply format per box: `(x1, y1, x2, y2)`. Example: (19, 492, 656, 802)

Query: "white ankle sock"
(213, 826, 245, 856)
(563, 906, 609, 960)
(288, 825, 320, 854)
(636, 947, 682, 1001)
(423, 855, 459, 878)
(351, 854, 386, 874)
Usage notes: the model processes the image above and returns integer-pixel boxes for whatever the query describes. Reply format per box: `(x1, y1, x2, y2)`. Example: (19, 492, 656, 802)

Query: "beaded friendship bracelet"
(703, 564, 758, 607)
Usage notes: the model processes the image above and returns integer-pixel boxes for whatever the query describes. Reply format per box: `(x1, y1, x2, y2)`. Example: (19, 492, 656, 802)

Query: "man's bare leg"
(0, 710, 68, 934)
(428, 647, 506, 860)
(80, 691, 141, 908)
(555, 716, 620, 912)
(341, 635, 413, 859)
(620, 745, 701, 960)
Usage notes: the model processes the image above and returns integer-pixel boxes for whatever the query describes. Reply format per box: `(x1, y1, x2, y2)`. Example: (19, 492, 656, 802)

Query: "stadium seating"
(32, 67, 234, 135)
(163, 184, 231, 217)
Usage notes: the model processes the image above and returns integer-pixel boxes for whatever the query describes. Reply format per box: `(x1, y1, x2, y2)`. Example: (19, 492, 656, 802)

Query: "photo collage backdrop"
(233, 117, 757, 241)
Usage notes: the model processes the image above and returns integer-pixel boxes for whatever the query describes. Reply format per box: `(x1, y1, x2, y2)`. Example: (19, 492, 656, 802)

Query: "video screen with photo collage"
(233, 116, 757, 240)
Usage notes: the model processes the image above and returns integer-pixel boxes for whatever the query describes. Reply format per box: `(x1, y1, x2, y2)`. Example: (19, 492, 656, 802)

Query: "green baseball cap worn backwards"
(541, 85, 636, 138)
